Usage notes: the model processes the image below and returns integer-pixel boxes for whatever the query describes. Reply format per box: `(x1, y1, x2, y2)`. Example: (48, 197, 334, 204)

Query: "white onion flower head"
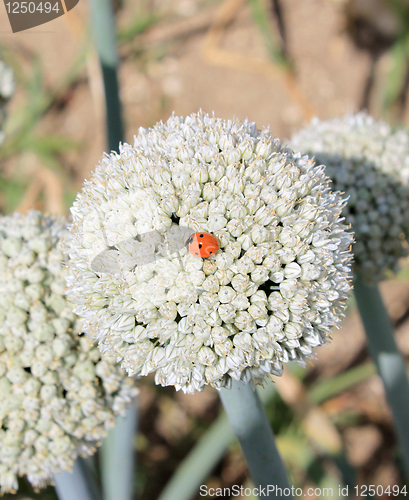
(290, 112, 409, 282)
(0, 211, 138, 493)
(66, 112, 354, 394)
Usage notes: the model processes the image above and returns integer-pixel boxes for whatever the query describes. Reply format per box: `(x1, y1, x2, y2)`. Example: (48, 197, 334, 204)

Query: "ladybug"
(186, 232, 220, 258)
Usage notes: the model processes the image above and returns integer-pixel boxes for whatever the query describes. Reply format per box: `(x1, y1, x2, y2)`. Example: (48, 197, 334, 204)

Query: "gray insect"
(91, 225, 195, 274)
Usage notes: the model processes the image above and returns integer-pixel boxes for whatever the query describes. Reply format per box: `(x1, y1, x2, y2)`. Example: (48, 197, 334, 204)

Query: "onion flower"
(0, 211, 138, 493)
(66, 112, 354, 394)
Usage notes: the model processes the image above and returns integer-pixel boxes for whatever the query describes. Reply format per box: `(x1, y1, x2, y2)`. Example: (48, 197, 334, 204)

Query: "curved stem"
(354, 272, 409, 478)
(219, 380, 292, 498)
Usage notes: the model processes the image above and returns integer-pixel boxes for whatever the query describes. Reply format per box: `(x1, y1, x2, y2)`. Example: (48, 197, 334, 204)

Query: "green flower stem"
(100, 403, 138, 500)
(354, 272, 409, 477)
(89, 0, 123, 152)
(219, 380, 292, 498)
(54, 457, 100, 500)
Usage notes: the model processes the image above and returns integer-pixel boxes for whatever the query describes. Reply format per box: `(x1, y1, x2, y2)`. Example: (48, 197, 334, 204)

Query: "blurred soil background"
(2, 0, 409, 498)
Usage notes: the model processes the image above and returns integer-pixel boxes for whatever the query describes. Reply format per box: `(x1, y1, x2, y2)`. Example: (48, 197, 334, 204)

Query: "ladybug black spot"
(171, 213, 180, 224)
(195, 252, 199, 255)
(198, 243, 203, 248)
(209, 251, 213, 254)
(199, 234, 204, 237)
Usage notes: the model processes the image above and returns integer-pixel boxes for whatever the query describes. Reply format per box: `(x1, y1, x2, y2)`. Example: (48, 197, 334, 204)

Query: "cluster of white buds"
(66, 112, 354, 394)
(0, 211, 138, 493)
(0, 59, 15, 146)
(290, 112, 409, 282)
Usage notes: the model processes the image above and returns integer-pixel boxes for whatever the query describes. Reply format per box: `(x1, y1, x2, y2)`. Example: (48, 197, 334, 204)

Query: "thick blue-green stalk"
(219, 380, 293, 498)
(354, 273, 409, 478)
(54, 458, 100, 500)
(89, 0, 123, 152)
(101, 404, 138, 500)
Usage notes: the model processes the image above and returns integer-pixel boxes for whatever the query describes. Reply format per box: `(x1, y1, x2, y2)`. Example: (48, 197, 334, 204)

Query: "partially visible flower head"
(290, 112, 409, 282)
(0, 60, 15, 146)
(0, 211, 138, 494)
(66, 112, 354, 394)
